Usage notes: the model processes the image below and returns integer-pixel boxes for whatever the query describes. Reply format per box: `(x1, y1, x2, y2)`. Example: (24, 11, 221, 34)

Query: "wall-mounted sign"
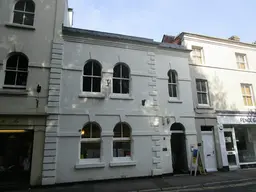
(240, 117, 256, 124)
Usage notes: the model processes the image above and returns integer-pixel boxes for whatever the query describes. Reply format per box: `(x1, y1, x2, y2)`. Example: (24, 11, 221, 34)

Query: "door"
(224, 128, 239, 170)
(202, 132, 217, 172)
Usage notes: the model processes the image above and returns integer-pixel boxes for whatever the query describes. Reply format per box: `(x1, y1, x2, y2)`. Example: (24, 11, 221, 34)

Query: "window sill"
(78, 92, 105, 99)
(168, 98, 183, 103)
(0, 88, 28, 96)
(5, 23, 35, 30)
(109, 94, 134, 100)
(109, 160, 136, 167)
(197, 105, 214, 110)
(75, 162, 105, 169)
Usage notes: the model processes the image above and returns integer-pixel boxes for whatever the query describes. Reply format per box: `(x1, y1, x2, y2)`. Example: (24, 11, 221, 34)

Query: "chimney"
(68, 8, 74, 27)
(228, 35, 240, 42)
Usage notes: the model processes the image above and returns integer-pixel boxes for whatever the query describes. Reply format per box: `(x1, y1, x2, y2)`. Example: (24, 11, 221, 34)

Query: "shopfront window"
(235, 127, 256, 164)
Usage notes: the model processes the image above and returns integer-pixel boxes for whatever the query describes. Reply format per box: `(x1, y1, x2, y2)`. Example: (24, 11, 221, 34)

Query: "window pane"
(83, 77, 91, 92)
(122, 124, 130, 137)
(113, 79, 121, 93)
(122, 65, 129, 79)
(16, 72, 28, 86)
(241, 86, 245, 94)
(113, 141, 131, 157)
(18, 56, 28, 71)
(196, 80, 201, 91)
(243, 96, 247, 106)
(92, 77, 101, 92)
(24, 13, 34, 26)
(7, 55, 19, 70)
(91, 123, 101, 138)
(80, 142, 100, 159)
(25, 2, 35, 12)
(122, 80, 129, 94)
(202, 93, 208, 104)
(4, 71, 16, 85)
(114, 123, 121, 137)
(201, 81, 207, 92)
(93, 63, 101, 76)
(13, 12, 24, 24)
(197, 93, 202, 104)
(113, 65, 121, 77)
(168, 84, 173, 97)
(239, 63, 245, 69)
(245, 86, 251, 95)
(172, 84, 177, 97)
(81, 125, 90, 138)
(171, 72, 176, 83)
(15, 1, 25, 11)
(84, 62, 92, 75)
(247, 97, 253, 106)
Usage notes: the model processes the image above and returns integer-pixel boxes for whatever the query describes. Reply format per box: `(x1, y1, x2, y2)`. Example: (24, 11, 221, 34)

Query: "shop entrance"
(0, 130, 33, 186)
(224, 128, 239, 170)
(170, 123, 188, 174)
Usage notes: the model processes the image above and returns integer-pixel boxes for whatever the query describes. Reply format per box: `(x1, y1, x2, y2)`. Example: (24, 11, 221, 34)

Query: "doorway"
(224, 128, 239, 170)
(170, 123, 188, 174)
(201, 126, 217, 172)
(0, 130, 33, 186)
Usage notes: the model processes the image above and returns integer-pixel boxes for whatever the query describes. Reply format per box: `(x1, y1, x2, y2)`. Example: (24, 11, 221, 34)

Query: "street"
(177, 182, 256, 192)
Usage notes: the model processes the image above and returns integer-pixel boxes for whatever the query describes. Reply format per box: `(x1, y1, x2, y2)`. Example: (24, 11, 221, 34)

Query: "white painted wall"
(183, 34, 256, 170)
(0, 0, 70, 186)
(184, 36, 256, 112)
(49, 32, 197, 183)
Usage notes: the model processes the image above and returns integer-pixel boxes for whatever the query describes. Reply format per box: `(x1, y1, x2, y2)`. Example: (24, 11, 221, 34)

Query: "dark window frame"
(113, 122, 131, 158)
(80, 122, 101, 159)
(168, 70, 178, 98)
(113, 63, 130, 94)
(82, 60, 102, 93)
(4, 53, 29, 89)
(13, 0, 35, 26)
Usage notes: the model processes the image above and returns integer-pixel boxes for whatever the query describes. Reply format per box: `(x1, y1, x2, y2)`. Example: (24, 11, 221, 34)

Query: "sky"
(68, 0, 256, 43)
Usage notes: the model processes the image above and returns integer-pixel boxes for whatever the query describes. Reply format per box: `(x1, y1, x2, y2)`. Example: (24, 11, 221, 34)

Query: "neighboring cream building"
(0, 0, 72, 186)
(163, 33, 256, 172)
(40, 24, 198, 184)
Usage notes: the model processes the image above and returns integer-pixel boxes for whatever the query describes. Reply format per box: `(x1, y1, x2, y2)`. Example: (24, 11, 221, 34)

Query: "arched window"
(113, 122, 131, 157)
(4, 53, 28, 88)
(168, 70, 178, 98)
(13, 0, 35, 26)
(80, 122, 101, 159)
(113, 63, 130, 94)
(83, 60, 102, 92)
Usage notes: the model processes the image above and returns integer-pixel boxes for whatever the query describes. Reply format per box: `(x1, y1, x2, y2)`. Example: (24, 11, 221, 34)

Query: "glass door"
(224, 128, 240, 169)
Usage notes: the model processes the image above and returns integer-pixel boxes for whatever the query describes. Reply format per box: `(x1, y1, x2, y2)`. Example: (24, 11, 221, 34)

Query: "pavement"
(7, 169, 256, 192)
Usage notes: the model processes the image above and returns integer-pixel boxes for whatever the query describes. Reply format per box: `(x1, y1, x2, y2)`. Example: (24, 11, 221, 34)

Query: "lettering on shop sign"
(240, 117, 256, 123)
(0, 118, 20, 125)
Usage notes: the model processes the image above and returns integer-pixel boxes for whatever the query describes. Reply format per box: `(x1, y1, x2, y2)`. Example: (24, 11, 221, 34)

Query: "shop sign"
(240, 117, 256, 123)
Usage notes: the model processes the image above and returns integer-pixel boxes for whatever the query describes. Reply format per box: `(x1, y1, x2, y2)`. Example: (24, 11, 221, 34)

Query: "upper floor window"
(241, 84, 254, 106)
(192, 46, 203, 64)
(4, 53, 28, 89)
(113, 122, 131, 158)
(168, 70, 178, 98)
(113, 63, 130, 94)
(196, 79, 210, 105)
(80, 122, 101, 159)
(13, 0, 35, 26)
(236, 53, 247, 69)
(83, 60, 102, 92)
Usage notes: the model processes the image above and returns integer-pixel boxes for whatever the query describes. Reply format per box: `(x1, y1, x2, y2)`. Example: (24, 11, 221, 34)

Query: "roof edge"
(62, 26, 190, 52)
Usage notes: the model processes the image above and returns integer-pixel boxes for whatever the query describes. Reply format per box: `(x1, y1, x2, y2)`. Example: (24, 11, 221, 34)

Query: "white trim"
(75, 162, 105, 169)
(109, 160, 136, 167)
(109, 93, 133, 100)
(78, 92, 105, 99)
(239, 162, 256, 165)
